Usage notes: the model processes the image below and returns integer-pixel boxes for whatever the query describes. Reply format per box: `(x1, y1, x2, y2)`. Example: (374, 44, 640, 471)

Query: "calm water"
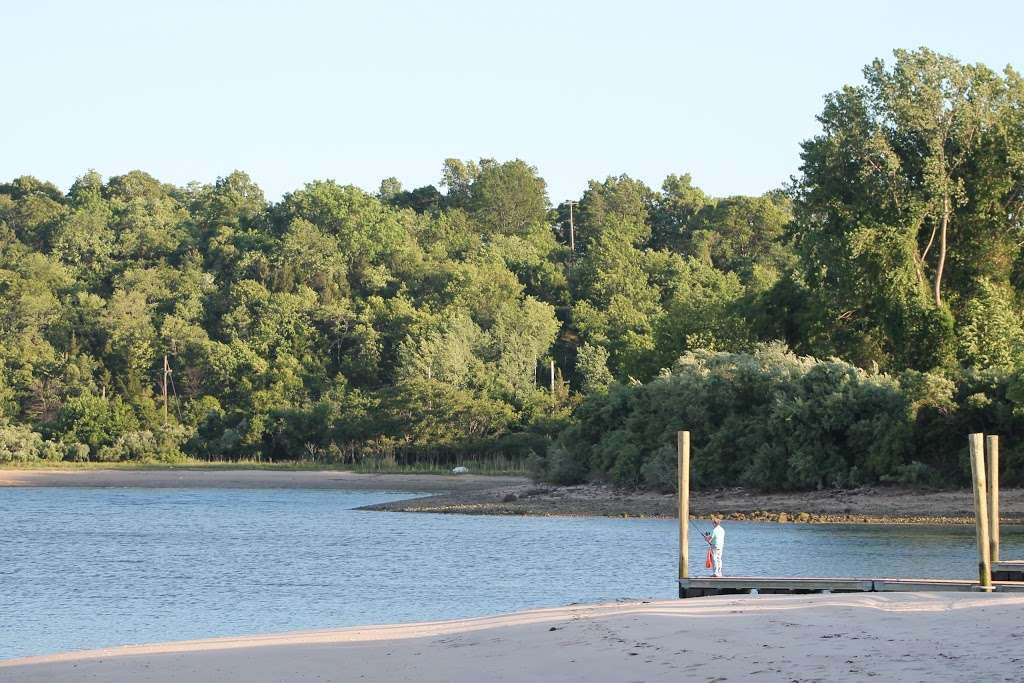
(1, 487, 1022, 660)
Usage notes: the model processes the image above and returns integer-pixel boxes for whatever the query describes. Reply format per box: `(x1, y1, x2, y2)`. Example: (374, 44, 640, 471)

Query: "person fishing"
(703, 518, 725, 577)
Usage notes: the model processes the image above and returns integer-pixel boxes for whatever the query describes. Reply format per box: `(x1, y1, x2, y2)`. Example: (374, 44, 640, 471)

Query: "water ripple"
(1, 486, 1021, 660)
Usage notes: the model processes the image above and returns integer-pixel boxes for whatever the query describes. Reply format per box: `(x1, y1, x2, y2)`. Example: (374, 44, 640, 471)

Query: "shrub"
(538, 345, 1017, 491)
(56, 394, 139, 454)
(39, 440, 64, 462)
(65, 443, 91, 462)
(0, 423, 44, 462)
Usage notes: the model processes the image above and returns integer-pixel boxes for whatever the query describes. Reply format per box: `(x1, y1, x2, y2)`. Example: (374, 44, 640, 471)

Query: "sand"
(3, 593, 1022, 682)
(0, 468, 523, 493)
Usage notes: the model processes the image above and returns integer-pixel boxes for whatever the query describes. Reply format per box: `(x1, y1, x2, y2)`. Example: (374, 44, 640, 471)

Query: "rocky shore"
(360, 481, 1024, 525)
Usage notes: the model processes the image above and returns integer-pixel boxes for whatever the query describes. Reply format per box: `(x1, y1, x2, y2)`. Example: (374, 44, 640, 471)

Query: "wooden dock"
(679, 576, 1024, 598)
(674, 431, 1024, 600)
(992, 560, 1024, 582)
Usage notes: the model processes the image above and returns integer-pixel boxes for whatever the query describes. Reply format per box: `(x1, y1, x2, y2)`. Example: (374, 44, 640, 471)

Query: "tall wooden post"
(968, 433, 992, 590)
(678, 431, 690, 583)
(987, 435, 1000, 563)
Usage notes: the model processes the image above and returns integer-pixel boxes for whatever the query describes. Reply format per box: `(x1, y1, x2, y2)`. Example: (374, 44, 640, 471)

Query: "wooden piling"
(968, 433, 992, 590)
(678, 431, 690, 583)
(987, 435, 1000, 563)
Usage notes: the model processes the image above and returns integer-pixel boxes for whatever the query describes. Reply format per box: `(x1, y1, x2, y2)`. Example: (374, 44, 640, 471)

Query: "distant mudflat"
(0, 468, 526, 493)
(4, 468, 1024, 523)
(3, 593, 1022, 682)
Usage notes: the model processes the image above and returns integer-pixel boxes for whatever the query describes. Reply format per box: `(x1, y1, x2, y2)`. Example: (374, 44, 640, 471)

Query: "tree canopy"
(1, 48, 1022, 489)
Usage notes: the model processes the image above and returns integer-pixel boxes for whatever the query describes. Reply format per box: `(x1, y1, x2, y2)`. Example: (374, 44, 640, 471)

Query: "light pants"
(712, 547, 723, 577)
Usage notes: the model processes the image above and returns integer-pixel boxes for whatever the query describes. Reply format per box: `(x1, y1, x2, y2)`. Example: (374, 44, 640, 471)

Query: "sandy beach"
(2, 593, 1021, 682)
(3, 468, 1023, 523)
(0, 468, 520, 493)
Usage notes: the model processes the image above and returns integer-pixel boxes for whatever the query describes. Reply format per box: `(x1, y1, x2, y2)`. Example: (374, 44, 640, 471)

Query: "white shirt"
(710, 525, 725, 550)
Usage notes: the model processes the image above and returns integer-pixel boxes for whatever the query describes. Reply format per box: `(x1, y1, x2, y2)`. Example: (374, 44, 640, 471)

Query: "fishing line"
(689, 518, 712, 544)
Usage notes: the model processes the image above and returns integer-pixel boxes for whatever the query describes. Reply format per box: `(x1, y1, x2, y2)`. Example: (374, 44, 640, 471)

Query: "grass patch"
(350, 456, 530, 476)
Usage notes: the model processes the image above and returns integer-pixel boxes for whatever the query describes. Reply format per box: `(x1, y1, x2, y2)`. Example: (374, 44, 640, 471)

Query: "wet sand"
(3, 593, 1022, 682)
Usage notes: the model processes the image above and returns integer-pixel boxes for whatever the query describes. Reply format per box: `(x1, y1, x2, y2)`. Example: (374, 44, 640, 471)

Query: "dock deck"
(992, 560, 1024, 581)
(678, 576, 1024, 598)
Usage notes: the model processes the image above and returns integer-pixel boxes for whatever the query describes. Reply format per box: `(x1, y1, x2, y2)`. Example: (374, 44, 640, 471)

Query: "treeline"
(1, 48, 1023, 489)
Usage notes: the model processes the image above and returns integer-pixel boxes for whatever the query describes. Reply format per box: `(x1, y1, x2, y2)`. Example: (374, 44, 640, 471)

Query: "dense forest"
(2, 48, 1023, 489)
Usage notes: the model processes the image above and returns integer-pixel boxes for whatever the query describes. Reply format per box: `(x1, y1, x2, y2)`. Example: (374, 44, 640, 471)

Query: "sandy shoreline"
(2, 468, 1023, 524)
(0, 468, 521, 493)
(3, 593, 1022, 681)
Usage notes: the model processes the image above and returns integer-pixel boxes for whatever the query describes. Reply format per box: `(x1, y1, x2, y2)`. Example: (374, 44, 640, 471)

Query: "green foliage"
(0, 423, 46, 462)
(791, 47, 1024, 371)
(536, 346, 1024, 491)
(576, 175, 653, 249)
(468, 159, 549, 236)
(957, 279, 1024, 369)
(1, 50, 1022, 487)
(55, 394, 139, 456)
(575, 343, 613, 394)
(97, 426, 189, 463)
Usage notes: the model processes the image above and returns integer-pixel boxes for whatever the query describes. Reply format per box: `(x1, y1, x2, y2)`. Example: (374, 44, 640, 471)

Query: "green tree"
(468, 159, 549, 236)
(792, 48, 1024, 370)
(575, 343, 613, 394)
(575, 175, 654, 250)
(958, 279, 1024, 369)
(650, 173, 711, 251)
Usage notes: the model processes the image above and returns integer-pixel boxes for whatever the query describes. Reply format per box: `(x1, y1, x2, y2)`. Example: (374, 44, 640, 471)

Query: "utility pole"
(565, 200, 577, 253)
(162, 354, 171, 425)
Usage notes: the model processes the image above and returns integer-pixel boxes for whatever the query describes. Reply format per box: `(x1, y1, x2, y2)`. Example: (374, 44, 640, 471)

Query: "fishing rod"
(689, 518, 712, 544)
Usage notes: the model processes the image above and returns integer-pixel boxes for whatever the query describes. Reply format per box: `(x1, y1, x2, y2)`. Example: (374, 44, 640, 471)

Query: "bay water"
(1, 487, 1021, 659)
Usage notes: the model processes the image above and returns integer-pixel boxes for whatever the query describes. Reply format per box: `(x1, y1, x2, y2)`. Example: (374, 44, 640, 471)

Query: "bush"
(542, 445, 589, 485)
(55, 394, 139, 454)
(39, 440, 64, 462)
(538, 345, 1017, 491)
(65, 443, 91, 462)
(98, 430, 158, 461)
(640, 444, 678, 492)
(96, 426, 190, 463)
(0, 423, 44, 462)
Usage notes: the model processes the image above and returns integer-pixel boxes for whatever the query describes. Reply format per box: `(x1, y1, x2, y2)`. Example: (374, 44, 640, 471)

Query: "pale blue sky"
(3, 1, 1022, 203)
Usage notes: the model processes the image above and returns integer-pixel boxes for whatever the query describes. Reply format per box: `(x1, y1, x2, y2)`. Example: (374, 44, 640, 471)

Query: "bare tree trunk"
(933, 196, 950, 307)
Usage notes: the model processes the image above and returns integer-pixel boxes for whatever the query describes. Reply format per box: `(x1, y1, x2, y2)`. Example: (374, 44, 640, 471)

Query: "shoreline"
(4, 593, 1023, 681)
(2, 468, 1023, 524)
(359, 481, 1024, 525)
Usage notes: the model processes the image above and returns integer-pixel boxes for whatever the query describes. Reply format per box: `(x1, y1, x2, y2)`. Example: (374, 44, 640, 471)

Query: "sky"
(3, 1, 1023, 203)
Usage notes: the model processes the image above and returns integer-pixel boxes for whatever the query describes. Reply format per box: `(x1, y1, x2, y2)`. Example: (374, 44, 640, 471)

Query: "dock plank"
(678, 576, 1024, 598)
(872, 578, 974, 592)
(679, 576, 872, 598)
(992, 560, 1024, 582)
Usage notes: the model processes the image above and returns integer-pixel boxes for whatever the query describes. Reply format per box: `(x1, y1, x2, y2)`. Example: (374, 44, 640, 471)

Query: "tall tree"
(468, 159, 549, 237)
(792, 47, 1024, 370)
